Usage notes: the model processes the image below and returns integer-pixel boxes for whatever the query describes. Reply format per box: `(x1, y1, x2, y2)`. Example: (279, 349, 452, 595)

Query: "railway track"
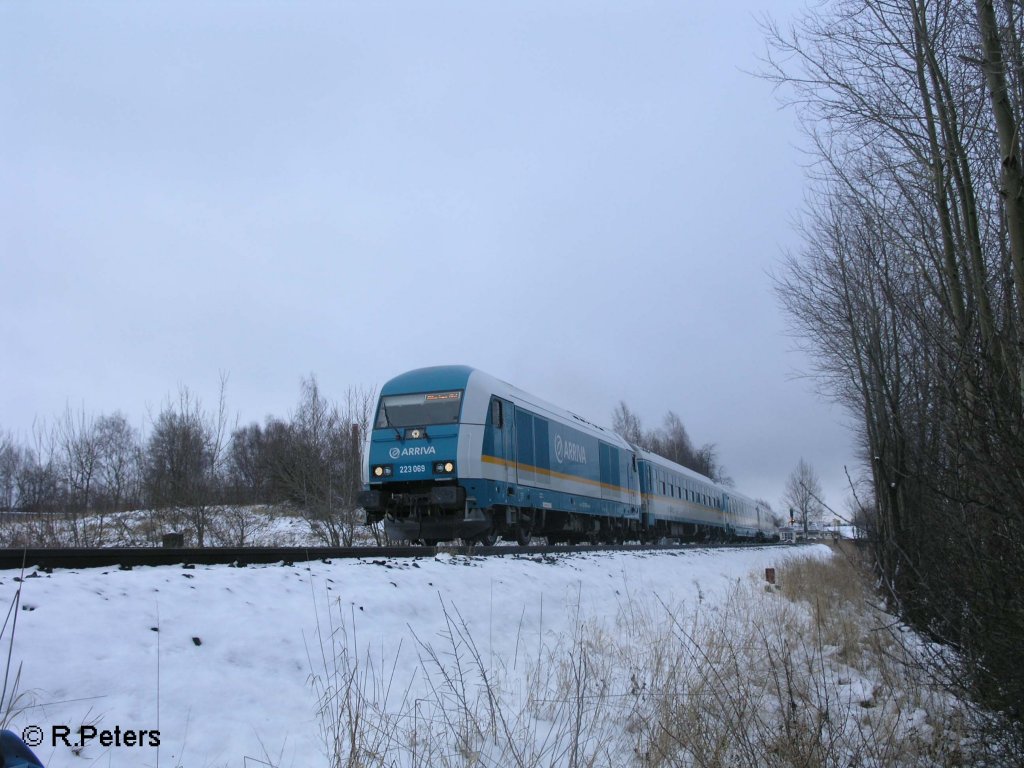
(0, 540, 782, 572)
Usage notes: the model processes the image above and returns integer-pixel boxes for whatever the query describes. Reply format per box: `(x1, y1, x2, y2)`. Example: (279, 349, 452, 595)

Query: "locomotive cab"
(358, 367, 484, 542)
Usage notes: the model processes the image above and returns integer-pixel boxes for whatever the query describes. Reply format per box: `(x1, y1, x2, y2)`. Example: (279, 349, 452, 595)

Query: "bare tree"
(227, 422, 269, 504)
(612, 402, 732, 483)
(15, 421, 62, 515)
(275, 377, 375, 546)
(227, 417, 292, 505)
(339, 385, 376, 544)
(143, 380, 230, 546)
(652, 411, 694, 467)
(94, 412, 142, 513)
(53, 406, 107, 544)
(611, 401, 645, 446)
(693, 442, 733, 487)
(0, 431, 23, 512)
(784, 459, 825, 538)
(55, 406, 102, 515)
(765, 0, 1024, 734)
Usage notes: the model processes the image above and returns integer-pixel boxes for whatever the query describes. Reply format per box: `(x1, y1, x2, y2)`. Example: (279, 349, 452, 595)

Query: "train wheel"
(514, 526, 531, 546)
(477, 532, 496, 546)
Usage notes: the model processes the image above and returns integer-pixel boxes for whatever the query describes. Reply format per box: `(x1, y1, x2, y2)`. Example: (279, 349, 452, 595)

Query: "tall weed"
(310, 552, 1009, 767)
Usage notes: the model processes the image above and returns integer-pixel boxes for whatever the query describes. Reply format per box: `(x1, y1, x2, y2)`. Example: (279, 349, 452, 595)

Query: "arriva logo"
(554, 434, 587, 464)
(388, 446, 438, 459)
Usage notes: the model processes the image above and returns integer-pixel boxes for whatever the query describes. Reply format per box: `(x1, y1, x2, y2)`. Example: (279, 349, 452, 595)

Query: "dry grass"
(624, 554, 985, 768)
(308, 550, 1015, 768)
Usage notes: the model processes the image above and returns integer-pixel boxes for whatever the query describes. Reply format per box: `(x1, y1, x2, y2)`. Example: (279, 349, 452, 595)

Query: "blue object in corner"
(0, 729, 44, 768)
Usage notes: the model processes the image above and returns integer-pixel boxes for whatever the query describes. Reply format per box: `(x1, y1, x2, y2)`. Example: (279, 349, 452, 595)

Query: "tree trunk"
(978, 0, 1024, 318)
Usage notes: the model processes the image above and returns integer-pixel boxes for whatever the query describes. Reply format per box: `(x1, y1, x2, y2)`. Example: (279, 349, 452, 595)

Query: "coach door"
(489, 397, 517, 487)
(628, 453, 640, 516)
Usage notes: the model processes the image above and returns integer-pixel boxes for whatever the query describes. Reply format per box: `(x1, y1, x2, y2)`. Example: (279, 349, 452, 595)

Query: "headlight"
(372, 464, 393, 478)
(433, 460, 456, 475)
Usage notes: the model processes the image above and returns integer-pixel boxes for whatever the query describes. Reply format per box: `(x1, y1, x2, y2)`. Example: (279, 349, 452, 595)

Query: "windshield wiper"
(380, 403, 403, 441)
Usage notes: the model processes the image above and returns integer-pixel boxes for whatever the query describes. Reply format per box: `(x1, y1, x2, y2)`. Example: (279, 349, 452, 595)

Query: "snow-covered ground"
(0, 507, 334, 549)
(0, 545, 827, 767)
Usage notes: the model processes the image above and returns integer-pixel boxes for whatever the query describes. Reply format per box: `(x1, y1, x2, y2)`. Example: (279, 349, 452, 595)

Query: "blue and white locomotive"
(358, 366, 776, 544)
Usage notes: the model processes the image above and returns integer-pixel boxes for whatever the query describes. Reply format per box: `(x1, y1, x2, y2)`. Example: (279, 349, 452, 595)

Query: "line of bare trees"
(0, 376, 375, 546)
(611, 401, 733, 485)
(766, 0, 1024, 733)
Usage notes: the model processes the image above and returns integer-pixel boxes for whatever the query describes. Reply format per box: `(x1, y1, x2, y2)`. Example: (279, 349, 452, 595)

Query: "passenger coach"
(637, 451, 773, 541)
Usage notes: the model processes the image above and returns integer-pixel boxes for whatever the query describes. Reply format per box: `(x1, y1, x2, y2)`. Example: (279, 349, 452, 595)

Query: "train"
(358, 366, 777, 545)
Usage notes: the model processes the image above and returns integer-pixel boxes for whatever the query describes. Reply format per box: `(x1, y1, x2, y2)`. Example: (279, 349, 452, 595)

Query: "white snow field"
(2, 545, 826, 767)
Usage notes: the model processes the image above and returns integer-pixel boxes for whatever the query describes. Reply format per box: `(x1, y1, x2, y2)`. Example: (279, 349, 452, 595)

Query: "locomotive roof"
(380, 365, 477, 395)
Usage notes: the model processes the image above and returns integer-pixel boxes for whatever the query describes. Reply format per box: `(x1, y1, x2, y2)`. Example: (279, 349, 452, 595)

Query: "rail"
(0, 540, 784, 572)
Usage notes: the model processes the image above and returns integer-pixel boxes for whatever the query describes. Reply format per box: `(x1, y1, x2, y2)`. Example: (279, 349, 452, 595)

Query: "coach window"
(491, 398, 504, 428)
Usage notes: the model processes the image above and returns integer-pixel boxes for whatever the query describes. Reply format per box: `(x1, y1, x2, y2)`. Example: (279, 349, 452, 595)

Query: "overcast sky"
(1, 0, 859, 516)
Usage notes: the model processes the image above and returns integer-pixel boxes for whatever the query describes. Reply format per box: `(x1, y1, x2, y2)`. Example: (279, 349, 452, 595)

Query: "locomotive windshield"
(375, 390, 463, 429)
